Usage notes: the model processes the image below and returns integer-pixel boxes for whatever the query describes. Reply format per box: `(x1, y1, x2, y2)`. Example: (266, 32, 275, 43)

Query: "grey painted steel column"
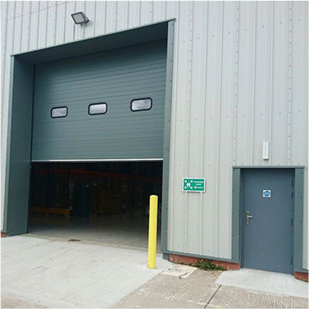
(294, 168, 306, 272)
(161, 21, 175, 252)
(3, 57, 34, 235)
(232, 168, 241, 261)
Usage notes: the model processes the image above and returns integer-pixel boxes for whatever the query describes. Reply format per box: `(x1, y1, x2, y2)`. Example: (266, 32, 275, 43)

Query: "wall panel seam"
(28, 4, 35, 50)
(72, 2, 76, 41)
(232, 3, 240, 165)
(83, 1, 86, 39)
(2, 1, 69, 22)
(200, 1, 209, 255)
(62, 2, 67, 44)
(114, 1, 117, 32)
(26, 2, 31, 51)
(251, 2, 257, 164)
(1, 3, 8, 108)
(287, 1, 293, 164)
(103, 1, 107, 34)
(44, 2, 48, 49)
(269, 2, 274, 165)
(10, 2, 16, 57)
(151, 1, 154, 23)
(93, 1, 97, 37)
(184, 1, 194, 254)
(53, 2, 58, 46)
(215, 1, 224, 258)
(18, 1, 24, 53)
(138, 1, 141, 27)
(126, 1, 129, 30)
(170, 3, 180, 251)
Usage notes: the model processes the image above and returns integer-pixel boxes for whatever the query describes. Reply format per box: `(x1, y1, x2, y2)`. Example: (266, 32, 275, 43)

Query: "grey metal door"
(242, 169, 294, 274)
(32, 40, 167, 161)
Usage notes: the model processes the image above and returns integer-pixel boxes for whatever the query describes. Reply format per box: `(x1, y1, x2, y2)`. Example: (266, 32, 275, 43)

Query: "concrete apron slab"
(207, 285, 308, 309)
(1, 235, 171, 308)
(113, 264, 308, 308)
(216, 268, 309, 298)
(113, 269, 221, 308)
(113, 268, 308, 309)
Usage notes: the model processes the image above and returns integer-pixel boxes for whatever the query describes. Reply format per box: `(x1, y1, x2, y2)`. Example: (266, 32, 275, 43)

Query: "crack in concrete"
(204, 284, 221, 308)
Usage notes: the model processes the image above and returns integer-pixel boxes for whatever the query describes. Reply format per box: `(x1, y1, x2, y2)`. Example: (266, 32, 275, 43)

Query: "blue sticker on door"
(263, 190, 271, 198)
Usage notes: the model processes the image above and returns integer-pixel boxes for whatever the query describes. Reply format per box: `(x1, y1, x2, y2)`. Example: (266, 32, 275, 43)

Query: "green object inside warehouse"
(28, 161, 162, 249)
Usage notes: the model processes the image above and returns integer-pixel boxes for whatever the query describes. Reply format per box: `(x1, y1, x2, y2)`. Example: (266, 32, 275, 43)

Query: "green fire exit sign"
(183, 178, 205, 192)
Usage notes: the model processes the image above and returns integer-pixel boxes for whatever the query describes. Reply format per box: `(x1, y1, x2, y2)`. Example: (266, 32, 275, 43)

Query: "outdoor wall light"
(263, 141, 269, 160)
(71, 12, 89, 25)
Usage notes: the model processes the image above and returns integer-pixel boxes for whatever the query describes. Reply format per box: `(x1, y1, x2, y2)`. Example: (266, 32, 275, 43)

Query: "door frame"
(241, 168, 294, 274)
(2, 20, 175, 240)
(232, 167, 306, 274)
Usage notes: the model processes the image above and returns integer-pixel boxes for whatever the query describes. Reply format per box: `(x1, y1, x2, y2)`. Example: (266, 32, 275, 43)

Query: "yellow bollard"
(148, 195, 158, 269)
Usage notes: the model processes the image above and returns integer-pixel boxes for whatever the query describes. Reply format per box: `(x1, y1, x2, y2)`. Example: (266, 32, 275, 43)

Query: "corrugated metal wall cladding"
(185, 1, 208, 255)
(290, 2, 308, 270)
(290, 3, 308, 165)
(252, 2, 272, 166)
(84, 1, 96, 38)
(166, 1, 307, 260)
(202, 1, 224, 257)
(271, 2, 290, 165)
(153, 2, 166, 23)
(236, 2, 255, 166)
(217, 2, 238, 258)
(169, 1, 193, 253)
(1, 1, 308, 266)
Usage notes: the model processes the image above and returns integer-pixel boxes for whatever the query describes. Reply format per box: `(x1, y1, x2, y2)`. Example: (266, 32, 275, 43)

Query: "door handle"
(246, 211, 253, 226)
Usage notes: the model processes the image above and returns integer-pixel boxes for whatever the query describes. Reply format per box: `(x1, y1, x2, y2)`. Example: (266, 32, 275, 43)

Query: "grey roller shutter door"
(32, 40, 167, 161)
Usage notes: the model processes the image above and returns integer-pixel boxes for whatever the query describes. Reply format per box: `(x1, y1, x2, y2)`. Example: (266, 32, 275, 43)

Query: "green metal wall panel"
(3, 57, 34, 235)
(32, 40, 167, 161)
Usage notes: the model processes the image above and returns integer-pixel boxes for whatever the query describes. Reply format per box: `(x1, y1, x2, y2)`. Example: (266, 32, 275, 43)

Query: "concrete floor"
(2, 235, 308, 308)
(1, 235, 169, 308)
(113, 268, 308, 308)
(28, 207, 160, 251)
(217, 268, 308, 298)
